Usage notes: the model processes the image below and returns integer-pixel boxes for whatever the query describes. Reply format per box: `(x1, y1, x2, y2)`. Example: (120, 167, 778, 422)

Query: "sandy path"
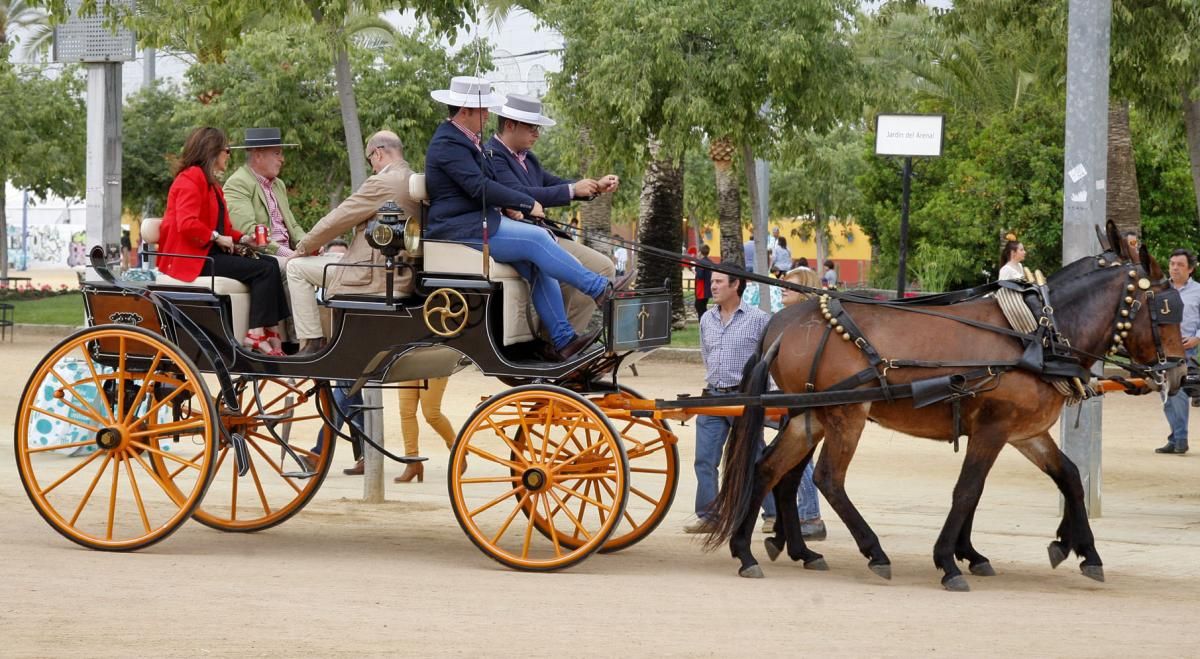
(1, 332, 1198, 657)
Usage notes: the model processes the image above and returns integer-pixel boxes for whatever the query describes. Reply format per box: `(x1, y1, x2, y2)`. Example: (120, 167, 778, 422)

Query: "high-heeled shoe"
(394, 461, 424, 483)
(243, 330, 285, 357)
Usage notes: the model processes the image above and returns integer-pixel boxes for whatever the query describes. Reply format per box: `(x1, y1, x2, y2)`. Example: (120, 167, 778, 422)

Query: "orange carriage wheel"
(15, 325, 217, 551)
(519, 385, 679, 554)
(153, 377, 335, 533)
(448, 385, 629, 571)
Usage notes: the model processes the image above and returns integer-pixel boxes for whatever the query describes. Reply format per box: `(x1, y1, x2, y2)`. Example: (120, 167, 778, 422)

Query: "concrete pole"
(21, 190, 29, 271)
(361, 388, 385, 503)
(143, 47, 156, 86)
(85, 63, 122, 264)
(1060, 0, 1112, 518)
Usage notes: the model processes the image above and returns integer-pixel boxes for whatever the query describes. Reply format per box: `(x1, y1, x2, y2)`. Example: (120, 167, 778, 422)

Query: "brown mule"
(707, 222, 1186, 590)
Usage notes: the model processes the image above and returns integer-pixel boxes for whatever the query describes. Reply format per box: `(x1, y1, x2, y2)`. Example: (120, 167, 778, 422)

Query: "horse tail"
(704, 333, 783, 550)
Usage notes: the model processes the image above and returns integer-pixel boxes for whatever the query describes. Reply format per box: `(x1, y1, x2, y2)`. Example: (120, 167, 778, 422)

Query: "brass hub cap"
(521, 467, 549, 492)
(95, 427, 124, 450)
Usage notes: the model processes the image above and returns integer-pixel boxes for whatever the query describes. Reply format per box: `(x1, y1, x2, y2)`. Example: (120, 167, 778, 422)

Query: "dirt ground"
(1, 330, 1199, 657)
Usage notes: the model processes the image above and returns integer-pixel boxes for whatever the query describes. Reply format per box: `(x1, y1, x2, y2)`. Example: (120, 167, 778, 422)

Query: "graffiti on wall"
(4, 224, 86, 268)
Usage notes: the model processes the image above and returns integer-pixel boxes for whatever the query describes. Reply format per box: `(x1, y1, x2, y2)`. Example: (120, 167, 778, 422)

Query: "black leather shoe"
(296, 337, 327, 356)
(1155, 442, 1179, 454)
(558, 328, 603, 361)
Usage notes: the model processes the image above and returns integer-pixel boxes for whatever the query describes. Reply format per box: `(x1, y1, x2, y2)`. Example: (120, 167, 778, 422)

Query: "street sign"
(874, 114, 945, 158)
(53, 0, 136, 64)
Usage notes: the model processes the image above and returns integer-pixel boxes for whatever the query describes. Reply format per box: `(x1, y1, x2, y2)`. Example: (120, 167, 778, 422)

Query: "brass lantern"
(366, 200, 411, 257)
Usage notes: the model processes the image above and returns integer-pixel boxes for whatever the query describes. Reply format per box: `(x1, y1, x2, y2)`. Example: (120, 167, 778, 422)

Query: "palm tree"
(637, 140, 687, 328)
(0, 0, 51, 61)
(708, 136, 742, 267)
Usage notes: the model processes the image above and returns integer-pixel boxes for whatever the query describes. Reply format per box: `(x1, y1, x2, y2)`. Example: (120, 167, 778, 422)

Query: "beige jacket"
(295, 161, 421, 297)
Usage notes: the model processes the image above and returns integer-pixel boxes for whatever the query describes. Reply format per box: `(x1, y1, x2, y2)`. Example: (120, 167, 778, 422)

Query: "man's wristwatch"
(211, 230, 220, 242)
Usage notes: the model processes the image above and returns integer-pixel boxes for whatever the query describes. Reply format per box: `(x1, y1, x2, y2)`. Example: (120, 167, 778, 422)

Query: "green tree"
(1, 0, 52, 60)
(0, 44, 85, 277)
(121, 81, 189, 217)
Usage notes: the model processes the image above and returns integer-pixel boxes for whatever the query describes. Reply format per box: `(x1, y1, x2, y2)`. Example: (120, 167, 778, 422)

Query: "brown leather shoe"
(558, 328, 603, 361)
(296, 337, 327, 356)
(612, 270, 636, 292)
(342, 458, 364, 475)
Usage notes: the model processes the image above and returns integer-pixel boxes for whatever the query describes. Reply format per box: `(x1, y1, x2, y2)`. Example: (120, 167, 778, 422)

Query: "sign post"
(53, 0, 136, 267)
(874, 114, 944, 298)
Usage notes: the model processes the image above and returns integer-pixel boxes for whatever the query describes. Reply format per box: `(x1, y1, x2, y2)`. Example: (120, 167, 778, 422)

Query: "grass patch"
(670, 323, 699, 348)
(4, 293, 85, 325)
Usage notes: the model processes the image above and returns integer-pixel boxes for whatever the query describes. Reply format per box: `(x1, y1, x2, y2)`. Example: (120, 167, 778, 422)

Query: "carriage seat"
(409, 174, 539, 346)
(139, 217, 252, 339)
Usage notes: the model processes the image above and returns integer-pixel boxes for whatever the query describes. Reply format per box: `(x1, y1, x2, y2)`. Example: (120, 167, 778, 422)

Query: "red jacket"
(157, 166, 243, 282)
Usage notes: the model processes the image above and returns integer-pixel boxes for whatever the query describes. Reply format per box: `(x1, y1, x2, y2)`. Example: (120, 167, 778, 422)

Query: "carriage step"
(255, 413, 293, 423)
(281, 470, 318, 479)
(346, 404, 383, 412)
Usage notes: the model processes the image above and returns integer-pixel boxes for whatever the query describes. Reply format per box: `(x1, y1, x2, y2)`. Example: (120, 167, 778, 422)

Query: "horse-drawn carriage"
(14, 174, 680, 571)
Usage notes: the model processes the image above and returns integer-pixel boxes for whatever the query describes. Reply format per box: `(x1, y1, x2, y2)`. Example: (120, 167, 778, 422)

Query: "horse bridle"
(1101, 254, 1184, 388)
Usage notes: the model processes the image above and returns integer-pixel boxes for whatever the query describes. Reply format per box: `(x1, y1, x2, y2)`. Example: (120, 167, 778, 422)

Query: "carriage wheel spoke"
(468, 484, 524, 517)
(554, 471, 618, 481)
(69, 452, 113, 526)
(129, 450, 187, 506)
(540, 490, 563, 557)
(29, 406, 99, 433)
(490, 490, 532, 544)
(46, 371, 110, 425)
(115, 338, 127, 419)
(131, 384, 192, 428)
(121, 351, 164, 424)
(122, 451, 152, 534)
(461, 475, 522, 484)
(630, 467, 669, 475)
(539, 400, 555, 462)
(465, 444, 524, 471)
(129, 418, 206, 438)
(553, 482, 610, 510)
(629, 484, 659, 506)
(598, 477, 638, 529)
(246, 455, 273, 516)
(27, 439, 96, 455)
(39, 447, 104, 495)
(479, 419, 530, 466)
(106, 451, 122, 540)
(544, 413, 587, 465)
(521, 495, 538, 558)
(548, 488, 592, 541)
(131, 440, 203, 471)
(77, 345, 115, 421)
(247, 439, 303, 494)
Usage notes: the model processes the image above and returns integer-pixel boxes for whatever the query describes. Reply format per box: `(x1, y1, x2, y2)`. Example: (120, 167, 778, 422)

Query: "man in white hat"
(224, 127, 306, 265)
(487, 93, 625, 335)
(424, 75, 616, 360)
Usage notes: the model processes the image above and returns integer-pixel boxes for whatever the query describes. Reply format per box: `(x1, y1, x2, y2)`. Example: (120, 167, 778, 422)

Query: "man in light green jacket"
(224, 127, 307, 264)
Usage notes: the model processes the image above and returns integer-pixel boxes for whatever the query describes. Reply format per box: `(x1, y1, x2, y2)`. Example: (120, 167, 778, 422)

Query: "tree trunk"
(0, 181, 7, 279)
(710, 137, 742, 267)
(334, 44, 367, 192)
(814, 208, 828, 269)
(637, 140, 686, 328)
(1181, 82, 1200, 233)
(1106, 99, 1141, 236)
(577, 127, 613, 251)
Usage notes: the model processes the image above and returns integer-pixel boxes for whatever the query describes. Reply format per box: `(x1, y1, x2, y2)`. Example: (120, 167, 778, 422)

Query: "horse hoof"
(868, 562, 892, 580)
(804, 557, 829, 571)
(764, 538, 782, 562)
(739, 564, 765, 579)
(969, 562, 996, 577)
(942, 575, 971, 592)
(1047, 543, 1067, 569)
(1080, 564, 1105, 582)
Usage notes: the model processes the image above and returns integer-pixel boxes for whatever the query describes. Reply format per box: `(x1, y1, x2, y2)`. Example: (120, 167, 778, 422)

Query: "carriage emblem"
(108, 312, 144, 325)
(423, 288, 469, 337)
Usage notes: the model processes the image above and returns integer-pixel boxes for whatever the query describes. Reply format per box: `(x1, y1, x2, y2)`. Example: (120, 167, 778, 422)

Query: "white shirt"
(999, 262, 1025, 281)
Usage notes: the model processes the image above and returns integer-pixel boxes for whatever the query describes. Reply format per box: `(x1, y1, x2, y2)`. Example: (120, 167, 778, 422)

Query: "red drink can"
(254, 224, 268, 246)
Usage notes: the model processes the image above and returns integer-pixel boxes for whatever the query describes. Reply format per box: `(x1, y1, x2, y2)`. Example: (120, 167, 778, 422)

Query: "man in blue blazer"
(486, 93, 624, 335)
(424, 76, 614, 360)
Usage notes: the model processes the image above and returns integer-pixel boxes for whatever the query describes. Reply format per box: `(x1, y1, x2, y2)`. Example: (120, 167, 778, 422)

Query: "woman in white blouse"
(998, 240, 1026, 281)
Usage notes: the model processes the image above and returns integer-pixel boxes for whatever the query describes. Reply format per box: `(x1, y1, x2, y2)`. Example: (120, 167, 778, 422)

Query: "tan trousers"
(398, 377, 457, 456)
(557, 237, 615, 334)
(285, 255, 341, 340)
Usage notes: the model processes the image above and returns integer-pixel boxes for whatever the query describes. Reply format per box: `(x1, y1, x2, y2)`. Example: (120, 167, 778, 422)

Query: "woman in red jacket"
(158, 127, 291, 355)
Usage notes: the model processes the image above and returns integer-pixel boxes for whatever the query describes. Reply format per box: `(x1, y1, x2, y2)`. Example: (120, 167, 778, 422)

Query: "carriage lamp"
(367, 200, 411, 258)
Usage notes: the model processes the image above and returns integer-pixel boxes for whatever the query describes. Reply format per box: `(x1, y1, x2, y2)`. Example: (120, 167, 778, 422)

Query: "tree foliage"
(121, 81, 189, 216)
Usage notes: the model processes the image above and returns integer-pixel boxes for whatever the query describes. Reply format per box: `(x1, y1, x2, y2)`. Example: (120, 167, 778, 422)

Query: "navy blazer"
(485, 136, 574, 208)
(425, 121, 536, 242)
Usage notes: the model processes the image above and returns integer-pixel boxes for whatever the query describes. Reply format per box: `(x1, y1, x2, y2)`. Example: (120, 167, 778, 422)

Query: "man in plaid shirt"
(684, 267, 778, 533)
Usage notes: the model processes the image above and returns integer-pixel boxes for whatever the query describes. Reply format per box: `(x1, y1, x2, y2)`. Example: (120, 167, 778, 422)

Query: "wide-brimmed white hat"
(430, 76, 504, 108)
(495, 93, 557, 127)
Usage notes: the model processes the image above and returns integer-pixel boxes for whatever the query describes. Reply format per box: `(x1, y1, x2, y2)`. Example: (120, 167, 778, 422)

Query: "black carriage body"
(82, 273, 670, 387)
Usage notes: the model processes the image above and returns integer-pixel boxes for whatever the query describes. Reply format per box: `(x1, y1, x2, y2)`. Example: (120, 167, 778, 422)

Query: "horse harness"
(800, 252, 1183, 451)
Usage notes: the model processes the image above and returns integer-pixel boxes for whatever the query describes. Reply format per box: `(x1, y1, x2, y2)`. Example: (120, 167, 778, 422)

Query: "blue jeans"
(482, 220, 608, 349)
(313, 381, 364, 460)
(1165, 348, 1197, 450)
(797, 461, 821, 520)
(695, 414, 776, 521)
